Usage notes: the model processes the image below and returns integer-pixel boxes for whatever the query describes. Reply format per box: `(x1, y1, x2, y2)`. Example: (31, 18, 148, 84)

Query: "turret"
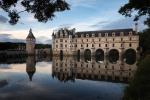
(26, 56, 36, 81)
(26, 28, 36, 55)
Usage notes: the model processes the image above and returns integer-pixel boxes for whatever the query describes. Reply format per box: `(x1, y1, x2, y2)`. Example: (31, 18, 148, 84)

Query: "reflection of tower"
(26, 28, 36, 55)
(26, 56, 36, 81)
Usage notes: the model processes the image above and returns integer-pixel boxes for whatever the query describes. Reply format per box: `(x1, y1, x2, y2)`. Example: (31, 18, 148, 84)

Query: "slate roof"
(75, 28, 136, 37)
(26, 29, 35, 39)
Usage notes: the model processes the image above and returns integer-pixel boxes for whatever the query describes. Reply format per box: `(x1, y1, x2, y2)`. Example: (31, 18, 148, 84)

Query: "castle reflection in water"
(25, 54, 137, 83)
(52, 56, 137, 83)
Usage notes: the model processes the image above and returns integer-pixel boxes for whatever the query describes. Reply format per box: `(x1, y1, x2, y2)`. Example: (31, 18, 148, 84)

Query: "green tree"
(123, 55, 150, 100)
(118, 0, 150, 27)
(0, 0, 70, 25)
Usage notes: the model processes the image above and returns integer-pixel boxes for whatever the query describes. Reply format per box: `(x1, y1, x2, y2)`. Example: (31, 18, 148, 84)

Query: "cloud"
(0, 15, 8, 23)
(102, 17, 147, 31)
(0, 34, 25, 43)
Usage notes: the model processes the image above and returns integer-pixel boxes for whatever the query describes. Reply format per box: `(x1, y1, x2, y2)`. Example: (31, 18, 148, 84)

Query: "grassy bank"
(123, 55, 150, 100)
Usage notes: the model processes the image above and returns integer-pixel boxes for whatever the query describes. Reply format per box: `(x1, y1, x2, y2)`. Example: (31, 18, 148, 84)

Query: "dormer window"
(99, 33, 101, 37)
(112, 32, 115, 36)
(120, 32, 124, 36)
(86, 34, 89, 37)
(92, 33, 95, 37)
(105, 33, 108, 37)
(129, 31, 133, 36)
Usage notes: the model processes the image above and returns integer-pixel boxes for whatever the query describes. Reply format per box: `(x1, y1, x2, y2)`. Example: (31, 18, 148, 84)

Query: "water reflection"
(26, 56, 36, 81)
(0, 55, 137, 100)
(52, 56, 137, 83)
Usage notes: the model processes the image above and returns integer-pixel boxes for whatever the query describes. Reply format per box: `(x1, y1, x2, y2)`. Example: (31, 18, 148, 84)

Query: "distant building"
(52, 28, 139, 59)
(26, 29, 36, 55)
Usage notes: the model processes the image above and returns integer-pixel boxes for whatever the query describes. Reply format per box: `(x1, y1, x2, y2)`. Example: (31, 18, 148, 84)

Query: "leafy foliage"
(0, 0, 70, 25)
(139, 29, 150, 55)
(118, 0, 150, 27)
(123, 55, 150, 100)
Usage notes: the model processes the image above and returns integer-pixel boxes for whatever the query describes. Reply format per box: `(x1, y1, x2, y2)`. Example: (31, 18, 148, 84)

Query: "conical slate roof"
(26, 28, 35, 39)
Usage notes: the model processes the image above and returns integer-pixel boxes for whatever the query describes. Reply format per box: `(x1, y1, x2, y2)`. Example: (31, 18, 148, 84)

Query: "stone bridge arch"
(108, 49, 119, 63)
(123, 48, 136, 65)
(95, 48, 104, 61)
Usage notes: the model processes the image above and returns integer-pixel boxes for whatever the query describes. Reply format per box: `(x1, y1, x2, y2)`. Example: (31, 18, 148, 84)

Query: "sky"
(0, 0, 147, 44)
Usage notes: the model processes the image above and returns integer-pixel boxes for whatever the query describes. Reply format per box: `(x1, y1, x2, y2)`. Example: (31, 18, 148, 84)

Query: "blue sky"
(0, 0, 146, 44)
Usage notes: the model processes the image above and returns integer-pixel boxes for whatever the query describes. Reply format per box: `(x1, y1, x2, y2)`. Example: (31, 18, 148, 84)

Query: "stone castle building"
(52, 28, 139, 59)
(26, 29, 36, 55)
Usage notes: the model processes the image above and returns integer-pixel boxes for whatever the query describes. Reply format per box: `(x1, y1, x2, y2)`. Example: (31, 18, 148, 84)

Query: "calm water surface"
(0, 56, 137, 100)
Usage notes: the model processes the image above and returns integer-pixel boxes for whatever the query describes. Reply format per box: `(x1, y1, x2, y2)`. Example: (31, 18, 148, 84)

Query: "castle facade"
(52, 28, 139, 59)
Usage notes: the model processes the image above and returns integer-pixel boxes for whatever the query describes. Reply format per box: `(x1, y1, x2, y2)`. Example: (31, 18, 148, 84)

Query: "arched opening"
(95, 49, 104, 61)
(123, 49, 136, 65)
(84, 49, 91, 62)
(108, 49, 119, 63)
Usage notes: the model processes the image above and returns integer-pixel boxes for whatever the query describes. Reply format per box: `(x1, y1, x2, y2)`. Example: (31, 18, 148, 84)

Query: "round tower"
(26, 28, 36, 55)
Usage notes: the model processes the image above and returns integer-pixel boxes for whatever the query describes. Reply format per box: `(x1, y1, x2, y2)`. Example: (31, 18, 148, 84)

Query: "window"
(92, 44, 94, 47)
(129, 43, 132, 47)
(86, 34, 89, 37)
(105, 44, 107, 47)
(121, 43, 123, 47)
(87, 39, 88, 42)
(65, 45, 67, 47)
(81, 44, 83, 47)
(60, 44, 63, 48)
(56, 40, 58, 43)
(60, 39, 63, 42)
(99, 38, 101, 41)
(86, 44, 88, 47)
(113, 38, 115, 41)
(112, 44, 115, 47)
(120, 32, 124, 36)
(105, 33, 108, 37)
(129, 37, 132, 41)
(92, 34, 95, 37)
(121, 38, 123, 41)
(129, 31, 133, 36)
(65, 40, 67, 42)
(106, 38, 107, 41)
(112, 32, 115, 36)
(98, 33, 101, 37)
(99, 44, 101, 47)
(56, 45, 58, 48)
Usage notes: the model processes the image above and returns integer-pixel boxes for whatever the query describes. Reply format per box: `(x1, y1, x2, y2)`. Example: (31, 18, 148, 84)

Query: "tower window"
(129, 43, 132, 47)
(99, 44, 101, 47)
(112, 44, 115, 47)
(92, 44, 94, 47)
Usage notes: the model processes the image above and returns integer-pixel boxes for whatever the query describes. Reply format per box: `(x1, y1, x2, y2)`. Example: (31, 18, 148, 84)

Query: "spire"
(26, 28, 35, 39)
